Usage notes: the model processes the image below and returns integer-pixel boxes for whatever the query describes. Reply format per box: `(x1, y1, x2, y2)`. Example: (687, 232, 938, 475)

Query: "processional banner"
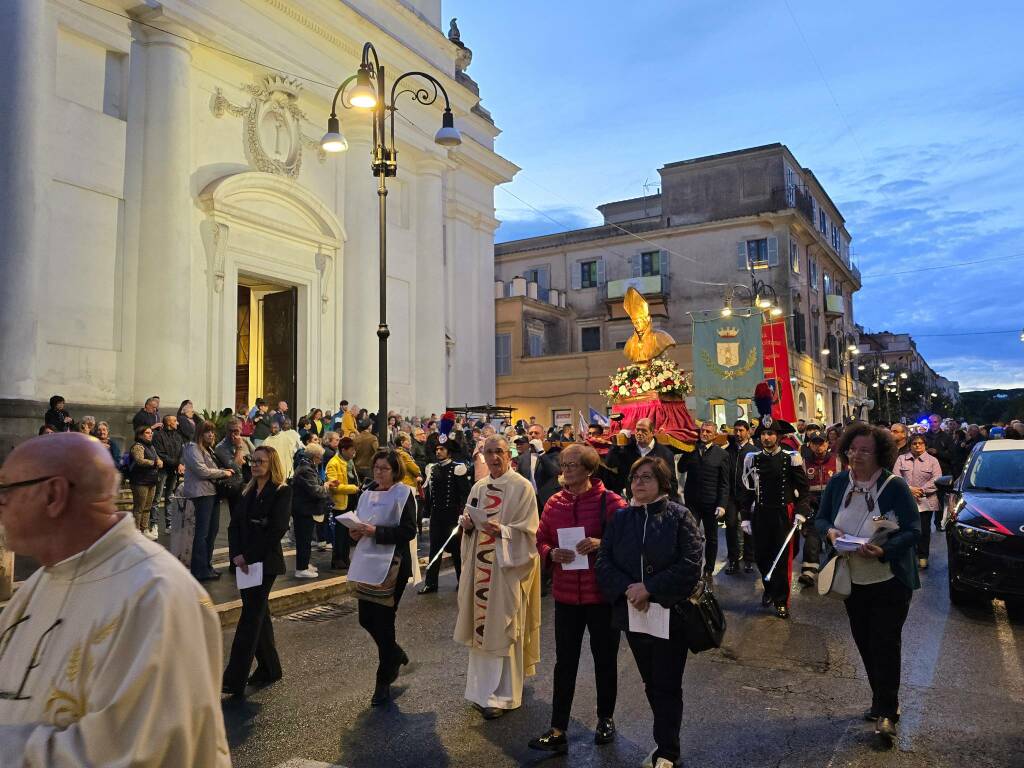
(691, 312, 764, 403)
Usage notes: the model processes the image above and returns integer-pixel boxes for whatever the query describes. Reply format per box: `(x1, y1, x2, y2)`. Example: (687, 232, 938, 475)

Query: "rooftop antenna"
(641, 176, 660, 217)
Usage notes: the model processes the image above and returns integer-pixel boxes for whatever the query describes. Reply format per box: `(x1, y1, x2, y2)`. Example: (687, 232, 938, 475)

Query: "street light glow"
(880, 363, 890, 370)
(349, 69, 378, 108)
(320, 116, 348, 153)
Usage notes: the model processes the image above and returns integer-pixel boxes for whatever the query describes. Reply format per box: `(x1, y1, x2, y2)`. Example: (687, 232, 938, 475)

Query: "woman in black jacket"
(349, 449, 418, 706)
(222, 445, 293, 697)
(292, 443, 332, 579)
(128, 425, 162, 537)
(596, 455, 704, 768)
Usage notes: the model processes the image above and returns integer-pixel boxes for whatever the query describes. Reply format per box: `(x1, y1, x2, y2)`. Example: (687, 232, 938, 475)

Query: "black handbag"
(676, 583, 726, 653)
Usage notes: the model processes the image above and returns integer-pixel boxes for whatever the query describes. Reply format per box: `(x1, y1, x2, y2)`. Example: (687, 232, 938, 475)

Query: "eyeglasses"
(250, 459, 269, 466)
(0, 476, 65, 499)
(847, 448, 876, 456)
(559, 461, 582, 470)
(631, 473, 656, 483)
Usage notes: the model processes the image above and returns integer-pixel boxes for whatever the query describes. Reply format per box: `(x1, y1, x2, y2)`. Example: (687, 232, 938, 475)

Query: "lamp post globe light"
(721, 267, 784, 318)
(320, 41, 461, 442)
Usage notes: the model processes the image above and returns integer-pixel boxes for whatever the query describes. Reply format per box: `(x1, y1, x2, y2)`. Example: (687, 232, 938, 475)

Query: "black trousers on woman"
(551, 602, 620, 731)
(223, 575, 281, 692)
(844, 578, 912, 719)
(626, 620, 689, 765)
(358, 578, 409, 683)
(293, 514, 315, 571)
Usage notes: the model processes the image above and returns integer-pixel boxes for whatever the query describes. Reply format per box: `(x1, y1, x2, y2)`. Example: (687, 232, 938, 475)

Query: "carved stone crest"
(212, 74, 326, 179)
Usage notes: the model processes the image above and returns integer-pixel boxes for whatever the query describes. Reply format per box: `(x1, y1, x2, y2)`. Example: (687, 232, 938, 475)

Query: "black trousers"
(223, 575, 280, 691)
(917, 510, 933, 559)
(358, 578, 408, 683)
(725, 499, 754, 564)
(293, 514, 315, 571)
(626, 623, 688, 764)
(753, 505, 794, 607)
(424, 514, 462, 588)
(844, 579, 912, 720)
(799, 521, 822, 572)
(692, 504, 719, 574)
(551, 602, 620, 731)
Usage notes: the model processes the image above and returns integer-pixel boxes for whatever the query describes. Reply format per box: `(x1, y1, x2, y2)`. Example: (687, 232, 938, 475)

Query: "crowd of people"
(7, 395, 1015, 766)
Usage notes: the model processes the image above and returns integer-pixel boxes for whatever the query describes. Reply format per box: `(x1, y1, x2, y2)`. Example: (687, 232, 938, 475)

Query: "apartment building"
(857, 329, 961, 403)
(493, 143, 865, 428)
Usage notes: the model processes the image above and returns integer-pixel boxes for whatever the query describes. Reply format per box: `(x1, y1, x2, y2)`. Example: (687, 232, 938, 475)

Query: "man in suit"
(514, 435, 558, 507)
(678, 420, 730, 587)
(607, 418, 678, 501)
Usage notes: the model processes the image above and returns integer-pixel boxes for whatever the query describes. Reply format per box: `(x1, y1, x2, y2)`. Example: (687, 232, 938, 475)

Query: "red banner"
(761, 320, 796, 423)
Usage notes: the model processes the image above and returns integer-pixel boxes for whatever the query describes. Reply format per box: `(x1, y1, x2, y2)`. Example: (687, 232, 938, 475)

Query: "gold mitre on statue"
(623, 287, 676, 364)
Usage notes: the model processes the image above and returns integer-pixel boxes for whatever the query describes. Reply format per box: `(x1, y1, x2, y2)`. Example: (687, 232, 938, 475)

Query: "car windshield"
(966, 450, 1024, 492)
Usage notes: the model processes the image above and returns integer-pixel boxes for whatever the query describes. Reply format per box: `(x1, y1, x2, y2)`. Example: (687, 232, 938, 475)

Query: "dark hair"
(588, 423, 605, 435)
(629, 456, 673, 495)
(178, 399, 191, 412)
(909, 433, 927, 445)
(135, 424, 153, 440)
(39, 425, 54, 435)
(371, 449, 401, 480)
(197, 419, 218, 442)
(48, 395, 65, 409)
(162, 414, 176, 428)
(836, 422, 897, 470)
(733, 419, 750, 429)
(340, 400, 349, 407)
(255, 397, 266, 407)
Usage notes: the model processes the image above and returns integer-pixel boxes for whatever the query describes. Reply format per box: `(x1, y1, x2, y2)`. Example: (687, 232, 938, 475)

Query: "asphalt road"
(222, 529, 1024, 768)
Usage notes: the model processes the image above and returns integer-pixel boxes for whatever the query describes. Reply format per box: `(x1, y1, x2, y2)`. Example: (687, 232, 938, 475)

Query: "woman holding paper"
(595, 456, 703, 768)
(348, 449, 418, 706)
(223, 445, 292, 697)
(529, 444, 627, 754)
(815, 422, 920, 746)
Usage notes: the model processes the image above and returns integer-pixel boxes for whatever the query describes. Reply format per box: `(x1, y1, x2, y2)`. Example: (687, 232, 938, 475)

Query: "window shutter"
(660, 250, 670, 278)
(631, 254, 641, 278)
(737, 241, 748, 270)
(596, 257, 606, 286)
(570, 262, 582, 290)
(767, 237, 779, 267)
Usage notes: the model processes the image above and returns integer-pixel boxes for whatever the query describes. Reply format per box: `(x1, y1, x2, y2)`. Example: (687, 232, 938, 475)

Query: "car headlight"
(954, 522, 1007, 545)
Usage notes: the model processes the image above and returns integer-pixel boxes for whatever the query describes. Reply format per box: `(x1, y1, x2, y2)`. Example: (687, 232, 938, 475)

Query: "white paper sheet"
(556, 526, 588, 570)
(834, 534, 870, 552)
(628, 600, 670, 639)
(334, 511, 362, 529)
(235, 561, 263, 590)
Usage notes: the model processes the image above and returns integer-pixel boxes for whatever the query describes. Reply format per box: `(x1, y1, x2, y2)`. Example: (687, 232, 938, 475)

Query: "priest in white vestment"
(0, 433, 231, 767)
(454, 435, 541, 719)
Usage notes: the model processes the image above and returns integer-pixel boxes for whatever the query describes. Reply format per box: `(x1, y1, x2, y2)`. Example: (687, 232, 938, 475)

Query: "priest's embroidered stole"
(473, 482, 504, 647)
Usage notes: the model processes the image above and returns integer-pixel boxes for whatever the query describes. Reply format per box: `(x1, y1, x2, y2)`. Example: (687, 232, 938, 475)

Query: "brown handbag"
(352, 553, 402, 607)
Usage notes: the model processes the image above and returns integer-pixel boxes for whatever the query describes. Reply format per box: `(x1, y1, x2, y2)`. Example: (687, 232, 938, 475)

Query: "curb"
(215, 575, 353, 629)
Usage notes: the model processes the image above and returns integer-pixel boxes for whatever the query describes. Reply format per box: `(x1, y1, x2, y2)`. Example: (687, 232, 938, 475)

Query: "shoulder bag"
(677, 581, 726, 653)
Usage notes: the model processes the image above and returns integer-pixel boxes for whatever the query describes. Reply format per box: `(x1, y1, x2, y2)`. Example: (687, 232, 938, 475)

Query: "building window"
(789, 240, 800, 274)
(808, 257, 818, 290)
(798, 391, 808, 418)
(739, 237, 778, 270)
(792, 310, 806, 353)
(580, 260, 598, 289)
(819, 209, 828, 235)
(813, 323, 821, 362)
(831, 223, 840, 251)
(581, 326, 601, 352)
(640, 251, 662, 276)
(615, 340, 627, 350)
(527, 330, 544, 358)
(495, 333, 511, 376)
(823, 272, 833, 295)
(523, 266, 550, 302)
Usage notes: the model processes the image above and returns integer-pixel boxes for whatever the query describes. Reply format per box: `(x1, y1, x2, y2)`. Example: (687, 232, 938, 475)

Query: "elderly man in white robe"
(0, 432, 230, 767)
(455, 435, 542, 719)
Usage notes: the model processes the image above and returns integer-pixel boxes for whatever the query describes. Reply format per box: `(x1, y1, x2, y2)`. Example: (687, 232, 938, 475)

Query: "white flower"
(641, 381, 651, 391)
(619, 385, 629, 395)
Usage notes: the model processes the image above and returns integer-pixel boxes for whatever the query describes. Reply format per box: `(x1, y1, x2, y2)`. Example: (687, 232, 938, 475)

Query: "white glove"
(794, 514, 807, 526)
(741, 520, 752, 536)
(715, 506, 726, 519)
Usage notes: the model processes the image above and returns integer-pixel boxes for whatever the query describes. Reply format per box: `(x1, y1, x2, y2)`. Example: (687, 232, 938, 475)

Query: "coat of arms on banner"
(716, 326, 740, 367)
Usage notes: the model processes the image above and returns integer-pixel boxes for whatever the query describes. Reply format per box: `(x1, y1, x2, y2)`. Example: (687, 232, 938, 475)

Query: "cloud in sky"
(448, 0, 1024, 389)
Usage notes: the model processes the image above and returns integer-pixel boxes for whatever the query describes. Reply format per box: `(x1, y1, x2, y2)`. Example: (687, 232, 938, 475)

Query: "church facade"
(0, 0, 516, 448)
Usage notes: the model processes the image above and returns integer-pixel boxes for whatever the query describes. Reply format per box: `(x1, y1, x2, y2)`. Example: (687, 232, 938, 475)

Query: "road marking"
(992, 599, 1024, 700)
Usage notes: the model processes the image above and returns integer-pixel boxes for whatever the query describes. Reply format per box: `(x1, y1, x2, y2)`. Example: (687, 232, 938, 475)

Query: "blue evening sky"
(444, 0, 1024, 391)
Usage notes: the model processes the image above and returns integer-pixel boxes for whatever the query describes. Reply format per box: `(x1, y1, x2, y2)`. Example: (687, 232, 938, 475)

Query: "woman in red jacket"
(528, 443, 627, 754)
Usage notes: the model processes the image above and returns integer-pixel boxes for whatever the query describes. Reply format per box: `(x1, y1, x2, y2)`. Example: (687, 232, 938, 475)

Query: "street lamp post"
(721, 267, 784, 318)
(321, 41, 462, 442)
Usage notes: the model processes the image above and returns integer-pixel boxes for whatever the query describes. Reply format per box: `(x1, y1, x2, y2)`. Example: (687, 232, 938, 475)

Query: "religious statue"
(448, 18, 461, 43)
(623, 287, 676, 364)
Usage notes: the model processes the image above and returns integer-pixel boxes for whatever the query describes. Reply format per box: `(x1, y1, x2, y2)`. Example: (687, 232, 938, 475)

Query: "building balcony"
(602, 275, 671, 320)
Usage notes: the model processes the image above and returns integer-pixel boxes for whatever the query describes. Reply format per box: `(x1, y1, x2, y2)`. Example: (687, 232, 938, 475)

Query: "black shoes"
(863, 708, 879, 721)
(761, 591, 772, 607)
(221, 684, 244, 699)
(418, 584, 438, 594)
(594, 717, 616, 745)
(798, 571, 816, 587)
(247, 670, 282, 688)
(743, 561, 754, 574)
(775, 605, 790, 619)
(371, 681, 390, 706)
(528, 729, 568, 754)
(479, 706, 505, 720)
(386, 647, 409, 685)
(724, 560, 739, 575)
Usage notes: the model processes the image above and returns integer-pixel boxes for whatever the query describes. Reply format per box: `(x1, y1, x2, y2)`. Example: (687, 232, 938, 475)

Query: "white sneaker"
(144, 528, 158, 540)
(294, 569, 318, 579)
(654, 759, 675, 768)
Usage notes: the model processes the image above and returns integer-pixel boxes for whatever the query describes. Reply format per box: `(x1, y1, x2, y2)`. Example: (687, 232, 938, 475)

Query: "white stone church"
(0, 0, 517, 448)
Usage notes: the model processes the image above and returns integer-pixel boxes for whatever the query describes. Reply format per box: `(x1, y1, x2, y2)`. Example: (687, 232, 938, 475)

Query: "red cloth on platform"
(609, 398, 698, 448)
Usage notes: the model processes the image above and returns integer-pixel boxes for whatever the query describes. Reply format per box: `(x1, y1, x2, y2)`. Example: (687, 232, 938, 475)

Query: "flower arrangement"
(600, 357, 693, 402)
